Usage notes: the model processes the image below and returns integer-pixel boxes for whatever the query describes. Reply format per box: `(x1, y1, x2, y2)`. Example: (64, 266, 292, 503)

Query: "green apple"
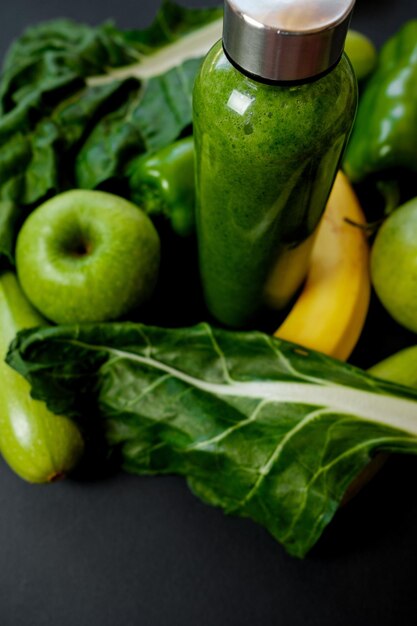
(371, 197, 417, 334)
(16, 190, 160, 324)
(345, 30, 377, 81)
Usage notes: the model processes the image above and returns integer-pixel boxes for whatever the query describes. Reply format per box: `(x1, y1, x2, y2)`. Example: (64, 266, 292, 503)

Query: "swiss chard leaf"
(0, 77, 143, 263)
(7, 322, 417, 557)
(75, 58, 201, 189)
(0, 2, 222, 267)
(107, 1, 223, 54)
(3, 1, 222, 76)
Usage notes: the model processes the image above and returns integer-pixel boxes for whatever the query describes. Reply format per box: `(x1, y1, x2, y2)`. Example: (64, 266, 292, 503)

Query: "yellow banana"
(273, 171, 371, 361)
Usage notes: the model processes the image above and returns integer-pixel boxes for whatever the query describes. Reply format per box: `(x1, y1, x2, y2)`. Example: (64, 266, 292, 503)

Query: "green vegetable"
(0, 272, 84, 482)
(128, 136, 195, 237)
(7, 322, 417, 556)
(345, 30, 377, 81)
(0, 1, 222, 267)
(344, 20, 417, 184)
(369, 346, 417, 389)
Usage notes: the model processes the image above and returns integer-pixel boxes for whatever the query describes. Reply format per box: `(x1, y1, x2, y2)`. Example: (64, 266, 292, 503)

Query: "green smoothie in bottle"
(193, 0, 357, 328)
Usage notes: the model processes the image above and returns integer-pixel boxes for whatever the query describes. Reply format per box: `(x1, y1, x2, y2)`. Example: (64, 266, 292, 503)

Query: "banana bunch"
(274, 171, 371, 361)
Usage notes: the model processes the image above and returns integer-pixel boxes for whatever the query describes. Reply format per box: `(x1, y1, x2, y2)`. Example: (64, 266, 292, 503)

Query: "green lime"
(345, 30, 377, 81)
(371, 198, 417, 333)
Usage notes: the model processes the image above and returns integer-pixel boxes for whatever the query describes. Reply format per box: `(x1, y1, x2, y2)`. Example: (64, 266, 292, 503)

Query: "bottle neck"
(222, 42, 344, 87)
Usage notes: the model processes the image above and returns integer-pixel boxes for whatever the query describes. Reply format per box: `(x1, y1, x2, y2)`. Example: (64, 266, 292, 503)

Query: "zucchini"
(0, 272, 84, 482)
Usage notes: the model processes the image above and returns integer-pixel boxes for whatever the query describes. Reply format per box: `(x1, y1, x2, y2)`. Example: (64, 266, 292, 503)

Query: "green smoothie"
(193, 41, 357, 328)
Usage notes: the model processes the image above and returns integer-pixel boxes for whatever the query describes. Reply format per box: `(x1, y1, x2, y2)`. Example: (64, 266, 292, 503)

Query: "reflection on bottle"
(227, 89, 255, 116)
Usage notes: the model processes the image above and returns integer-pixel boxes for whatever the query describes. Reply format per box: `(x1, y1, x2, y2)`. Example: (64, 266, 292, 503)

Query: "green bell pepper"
(128, 136, 195, 238)
(344, 20, 417, 185)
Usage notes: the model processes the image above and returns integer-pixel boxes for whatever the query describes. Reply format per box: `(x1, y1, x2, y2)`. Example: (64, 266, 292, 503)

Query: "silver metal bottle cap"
(223, 0, 356, 82)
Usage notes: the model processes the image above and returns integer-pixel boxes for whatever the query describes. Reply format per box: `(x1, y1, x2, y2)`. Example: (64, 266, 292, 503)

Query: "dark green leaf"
(0, 2, 221, 267)
(124, 57, 200, 152)
(2, 19, 140, 85)
(75, 58, 199, 189)
(104, 1, 222, 55)
(7, 322, 417, 557)
(0, 78, 145, 254)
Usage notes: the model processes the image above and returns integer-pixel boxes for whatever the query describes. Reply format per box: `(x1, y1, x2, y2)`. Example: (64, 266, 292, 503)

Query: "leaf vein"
(231, 407, 332, 513)
(188, 397, 271, 451)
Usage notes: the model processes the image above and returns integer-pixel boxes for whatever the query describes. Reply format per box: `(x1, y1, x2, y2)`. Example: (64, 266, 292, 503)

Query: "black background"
(0, 1, 417, 625)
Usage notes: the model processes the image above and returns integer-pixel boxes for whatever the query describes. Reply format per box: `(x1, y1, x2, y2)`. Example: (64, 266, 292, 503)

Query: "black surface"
(0, 2, 417, 625)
